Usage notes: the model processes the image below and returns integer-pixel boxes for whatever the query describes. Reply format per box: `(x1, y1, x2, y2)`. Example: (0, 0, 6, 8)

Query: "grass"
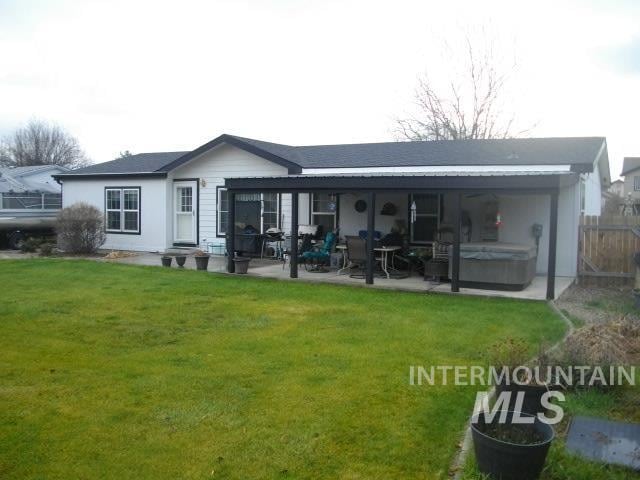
(0, 259, 566, 479)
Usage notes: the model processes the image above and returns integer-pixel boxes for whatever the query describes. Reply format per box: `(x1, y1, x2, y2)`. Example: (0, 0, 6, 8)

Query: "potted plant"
(175, 255, 187, 267)
(233, 255, 251, 274)
(161, 255, 172, 267)
(193, 249, 210, 271)
(489, 339, 559, 415)
(471, 409, 554, 480)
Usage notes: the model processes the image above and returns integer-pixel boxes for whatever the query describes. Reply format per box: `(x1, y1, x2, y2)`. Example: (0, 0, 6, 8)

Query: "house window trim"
(408, 193, 441, 245)
(310, 193, 339, 231)
(104, 187, 141, 235)
(634, 176, 640, 192)
(216, 187, 281, 237)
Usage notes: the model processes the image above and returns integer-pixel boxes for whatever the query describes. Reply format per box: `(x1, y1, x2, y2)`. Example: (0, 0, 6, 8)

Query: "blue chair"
(301, 232, 337, 272)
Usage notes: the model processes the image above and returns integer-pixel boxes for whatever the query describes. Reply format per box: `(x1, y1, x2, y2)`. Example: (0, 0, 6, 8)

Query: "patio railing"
(0, 193, 62, 210)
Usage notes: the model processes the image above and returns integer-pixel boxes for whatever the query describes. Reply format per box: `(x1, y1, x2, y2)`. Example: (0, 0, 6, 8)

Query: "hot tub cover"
(456, 242, 537, 261)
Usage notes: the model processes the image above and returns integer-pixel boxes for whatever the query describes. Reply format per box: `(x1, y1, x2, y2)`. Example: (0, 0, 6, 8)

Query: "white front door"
(174, 181, 198, 244)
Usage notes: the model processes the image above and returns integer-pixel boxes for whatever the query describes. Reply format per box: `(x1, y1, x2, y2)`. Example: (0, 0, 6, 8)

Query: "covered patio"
(224, 171, 576, 300)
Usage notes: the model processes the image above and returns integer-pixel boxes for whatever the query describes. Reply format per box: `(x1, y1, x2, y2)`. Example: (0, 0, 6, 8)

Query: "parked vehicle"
(0, 166, 67, 249)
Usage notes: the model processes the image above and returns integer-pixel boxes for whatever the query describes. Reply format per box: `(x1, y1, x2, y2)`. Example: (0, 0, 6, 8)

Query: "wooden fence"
(579, 215, 640, 286)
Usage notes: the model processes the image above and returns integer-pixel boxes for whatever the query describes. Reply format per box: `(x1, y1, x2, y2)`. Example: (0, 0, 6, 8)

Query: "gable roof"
(55, 134, 607, 178)
(622, 157, 640, 176)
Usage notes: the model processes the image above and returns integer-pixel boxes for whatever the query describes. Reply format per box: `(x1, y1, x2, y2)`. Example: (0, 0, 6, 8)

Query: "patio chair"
(301, 231, 337, 272)
(345, 235, 369, 278)
(281, 234, 314, 269)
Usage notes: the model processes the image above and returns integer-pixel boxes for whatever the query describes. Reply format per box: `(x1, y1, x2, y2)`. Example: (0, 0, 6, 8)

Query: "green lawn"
(0, 259, 566, 479)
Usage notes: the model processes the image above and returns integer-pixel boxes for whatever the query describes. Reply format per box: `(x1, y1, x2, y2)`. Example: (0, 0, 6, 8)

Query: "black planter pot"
(175, 255, 187, 267)
(161, 256, 172, 267)
(233, 256, 250, 274)
(471, 410, 554, 480)
(496, 381, 559, 415)
(194, 255, 210, 271)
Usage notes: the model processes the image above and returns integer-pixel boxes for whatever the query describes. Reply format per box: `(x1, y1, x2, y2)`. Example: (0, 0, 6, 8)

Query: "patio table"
(374, 245, 401, 279)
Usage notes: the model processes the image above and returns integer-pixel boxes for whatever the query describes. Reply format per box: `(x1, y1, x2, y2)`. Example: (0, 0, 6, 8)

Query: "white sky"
(0, 0, 638, 178)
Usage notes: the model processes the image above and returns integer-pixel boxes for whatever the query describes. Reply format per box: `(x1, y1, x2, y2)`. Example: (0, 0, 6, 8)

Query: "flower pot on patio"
(175, 255, 187, 267)
(233, 256, 250, 274)
(194, 254, 210, 271)
(471, 410, 554, 480)
(161, 256, 172, 267)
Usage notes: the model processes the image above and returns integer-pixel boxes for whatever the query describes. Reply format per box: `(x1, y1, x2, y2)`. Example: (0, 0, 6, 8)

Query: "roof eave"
(53, 172, 168, 180)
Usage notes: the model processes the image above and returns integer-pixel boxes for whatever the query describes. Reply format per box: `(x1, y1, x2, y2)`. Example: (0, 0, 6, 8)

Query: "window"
(105, 187, 140, 234)
(634, 176, 640, 191)
(216, 188, 280, 235)
(311, 193, 338, 233)
(410, 193, 439, 243)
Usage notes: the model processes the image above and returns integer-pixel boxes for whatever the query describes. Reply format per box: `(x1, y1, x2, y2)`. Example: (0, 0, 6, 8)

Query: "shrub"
(56, 203, 106, 254)
(39, 243, 54, 256)
(20, 237, 41, 253)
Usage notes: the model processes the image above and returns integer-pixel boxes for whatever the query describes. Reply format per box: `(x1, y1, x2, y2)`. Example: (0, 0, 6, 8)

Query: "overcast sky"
(0, 0, 638, 178)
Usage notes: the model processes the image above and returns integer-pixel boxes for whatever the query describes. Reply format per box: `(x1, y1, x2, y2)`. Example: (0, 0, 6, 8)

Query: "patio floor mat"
(566, 416, 640, 470)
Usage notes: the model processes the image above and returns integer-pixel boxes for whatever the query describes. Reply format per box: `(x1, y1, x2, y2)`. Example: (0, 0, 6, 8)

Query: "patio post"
(290, 192, 299, 278)
(226, 190, 236, 273)
(366, 191, 376, 284)
(546, 189, 559, 300)
(451, 192, 461, 292)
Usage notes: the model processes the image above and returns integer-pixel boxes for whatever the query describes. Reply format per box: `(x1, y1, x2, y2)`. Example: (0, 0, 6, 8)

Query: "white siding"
(583, 163, 602, 215)
(61, 177, 169, 252)
(338, 193, 408, 236)
(170, 144, 289, 246)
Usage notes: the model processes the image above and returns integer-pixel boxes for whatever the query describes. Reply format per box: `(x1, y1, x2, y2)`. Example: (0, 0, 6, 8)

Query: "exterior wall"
(496, 185, 579, 277)
(337, 193, 408, 236)
(583, 163, 602, 215)
(61, 177, 169, 252)
(170, 144, 289, 247)
(623, 170, 640, 200)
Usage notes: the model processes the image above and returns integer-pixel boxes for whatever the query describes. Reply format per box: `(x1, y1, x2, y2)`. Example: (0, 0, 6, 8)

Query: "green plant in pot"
(193, 249, 210, 271)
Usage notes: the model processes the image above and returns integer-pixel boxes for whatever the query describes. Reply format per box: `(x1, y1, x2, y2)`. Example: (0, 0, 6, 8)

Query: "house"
(608, 179, 624, 197)
(55, 134, 610, 299)
(0, 164, 68, 248)
(621, 157, 640, 201)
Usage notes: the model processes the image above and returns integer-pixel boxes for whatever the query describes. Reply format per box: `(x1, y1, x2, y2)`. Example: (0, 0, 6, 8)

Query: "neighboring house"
(55, 134, 609, 298)
(621, 157, 640, 201)
(609, 179, 624, 197)
(0, 164, 69, 248)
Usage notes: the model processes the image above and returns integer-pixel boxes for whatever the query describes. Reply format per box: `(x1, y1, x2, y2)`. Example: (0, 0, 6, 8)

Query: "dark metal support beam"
(226, 191, 236, 273)
(451, 192, 461, 292)
(290, 193, 299, 278)
(547, 190, 559, 300)
(366, 192, 376, 285)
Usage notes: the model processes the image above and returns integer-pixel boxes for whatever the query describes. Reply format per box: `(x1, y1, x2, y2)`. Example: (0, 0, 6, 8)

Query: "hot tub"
(448, 242, 537, 291)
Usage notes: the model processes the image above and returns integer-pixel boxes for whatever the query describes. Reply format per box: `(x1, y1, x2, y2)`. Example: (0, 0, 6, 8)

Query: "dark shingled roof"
(65, 151, 188, 175)
(622, 157, 640, 176)
(57, 134, 606, 177)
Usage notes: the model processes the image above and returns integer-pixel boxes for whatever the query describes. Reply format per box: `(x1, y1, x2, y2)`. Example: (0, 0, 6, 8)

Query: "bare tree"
(396, 35, 524, 141)
(0, 120, 90, 168)
(117, 150, 134, 159)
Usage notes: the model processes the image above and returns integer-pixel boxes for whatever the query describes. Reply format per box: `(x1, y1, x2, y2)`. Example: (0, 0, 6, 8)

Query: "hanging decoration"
(410, 201, 417, 223)
(495, 212, 503, 227)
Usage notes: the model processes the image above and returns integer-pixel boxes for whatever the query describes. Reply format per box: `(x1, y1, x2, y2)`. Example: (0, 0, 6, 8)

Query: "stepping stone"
(566, 416, 640, 470)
